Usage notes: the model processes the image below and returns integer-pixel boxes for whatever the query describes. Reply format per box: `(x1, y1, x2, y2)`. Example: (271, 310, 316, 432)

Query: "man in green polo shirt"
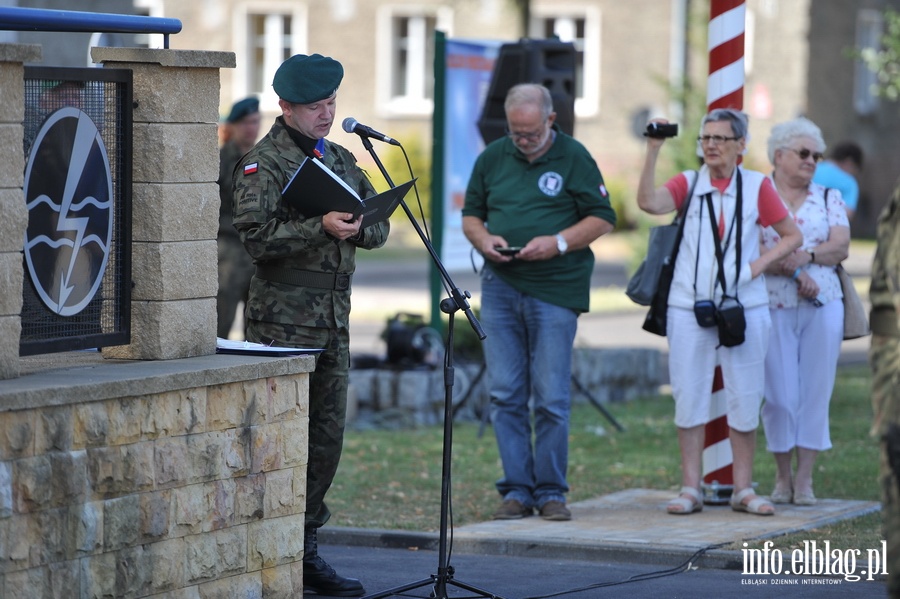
(462, 83, 616, 521)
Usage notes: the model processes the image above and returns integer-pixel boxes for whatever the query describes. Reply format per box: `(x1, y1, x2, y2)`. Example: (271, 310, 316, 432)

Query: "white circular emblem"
(538, 172, 564, 197)
(24, 107, 113, 316)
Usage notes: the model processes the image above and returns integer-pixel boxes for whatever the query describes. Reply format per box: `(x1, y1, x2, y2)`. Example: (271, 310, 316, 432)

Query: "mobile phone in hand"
(495, 246, 522, 256)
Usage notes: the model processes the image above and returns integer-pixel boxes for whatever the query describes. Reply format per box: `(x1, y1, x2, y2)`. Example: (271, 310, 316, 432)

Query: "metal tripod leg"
(570, 375, 626, 432)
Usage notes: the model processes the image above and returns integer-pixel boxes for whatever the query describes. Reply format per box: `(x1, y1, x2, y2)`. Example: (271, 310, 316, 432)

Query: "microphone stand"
(353, 134, 502, 599)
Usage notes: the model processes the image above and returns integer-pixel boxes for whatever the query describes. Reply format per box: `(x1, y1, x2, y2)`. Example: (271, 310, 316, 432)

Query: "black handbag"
(629, 172, 698, 307)
(641, 172, 698, 336)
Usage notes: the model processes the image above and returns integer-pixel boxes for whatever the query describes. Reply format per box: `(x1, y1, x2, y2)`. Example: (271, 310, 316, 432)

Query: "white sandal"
(666, 486, 703, 515)
(731, 487, 775, 516)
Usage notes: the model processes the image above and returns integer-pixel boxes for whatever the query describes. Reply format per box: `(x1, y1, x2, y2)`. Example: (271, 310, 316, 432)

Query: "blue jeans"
(481, 270, 578, 509)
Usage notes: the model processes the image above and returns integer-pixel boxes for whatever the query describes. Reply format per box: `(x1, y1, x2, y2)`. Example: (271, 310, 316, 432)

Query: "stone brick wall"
(0, 44, 41, 381)
(349, 348, 663, 429)
(0, 353, 313, 598)
(91, 48, 235, 361)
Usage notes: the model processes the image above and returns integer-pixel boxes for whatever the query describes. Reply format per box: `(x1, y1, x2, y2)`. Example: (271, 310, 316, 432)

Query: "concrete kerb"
(318, 499, 881, 573)
(318, 525, 745, 571)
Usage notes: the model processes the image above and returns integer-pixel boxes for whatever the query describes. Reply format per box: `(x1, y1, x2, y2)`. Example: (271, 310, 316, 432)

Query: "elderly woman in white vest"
(637, 108, 802, 516)
(760, 118, 850, 506)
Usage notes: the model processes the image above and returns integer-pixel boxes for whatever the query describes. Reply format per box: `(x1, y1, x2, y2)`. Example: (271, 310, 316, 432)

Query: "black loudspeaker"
(477, 39, 577, 145)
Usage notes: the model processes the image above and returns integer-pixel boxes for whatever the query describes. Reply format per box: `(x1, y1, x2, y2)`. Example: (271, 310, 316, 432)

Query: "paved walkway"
(322, 489, 880, 570)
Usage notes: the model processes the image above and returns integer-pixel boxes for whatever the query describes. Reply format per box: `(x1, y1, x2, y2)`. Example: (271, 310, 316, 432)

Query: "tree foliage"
(860, 8, 900, 101)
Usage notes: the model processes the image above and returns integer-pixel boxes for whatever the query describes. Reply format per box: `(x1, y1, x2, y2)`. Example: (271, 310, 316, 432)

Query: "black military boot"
(303, 527, 365, 597)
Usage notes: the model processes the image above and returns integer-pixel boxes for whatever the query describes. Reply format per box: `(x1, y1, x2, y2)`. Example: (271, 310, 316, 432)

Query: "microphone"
(342, 117, 401, 146)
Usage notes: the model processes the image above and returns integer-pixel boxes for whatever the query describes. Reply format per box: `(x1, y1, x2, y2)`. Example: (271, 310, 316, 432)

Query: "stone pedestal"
(0, 351, 313, 598)
(91, 48, 236, 360)
(0, 44, 41, 381)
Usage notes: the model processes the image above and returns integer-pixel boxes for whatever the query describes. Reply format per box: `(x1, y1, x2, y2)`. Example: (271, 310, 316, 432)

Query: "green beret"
(226, 97, 259, 123)
(273, 54, 343, 104)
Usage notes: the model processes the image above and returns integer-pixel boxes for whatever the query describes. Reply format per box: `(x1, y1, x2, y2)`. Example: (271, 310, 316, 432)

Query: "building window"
(233, 2, 307, 111)
(854, 9, 883, 116)
(248, 14, 293, 97)
(132, 0, 165, 49)
(530, 7, 601, 117)
(376, 7, 453, 116)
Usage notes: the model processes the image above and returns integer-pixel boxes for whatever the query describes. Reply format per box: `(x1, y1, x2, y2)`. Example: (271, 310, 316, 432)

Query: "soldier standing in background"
(232, 54, 389, 597)
(216, 97, 261, 339)
(870, 180, 900, 599)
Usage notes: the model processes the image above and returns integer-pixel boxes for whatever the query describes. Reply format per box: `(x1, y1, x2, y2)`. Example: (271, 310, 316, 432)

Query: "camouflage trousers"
(247, 318, 350, 530)
(217, 235, 254, 338)
(871, 334, 900, 597)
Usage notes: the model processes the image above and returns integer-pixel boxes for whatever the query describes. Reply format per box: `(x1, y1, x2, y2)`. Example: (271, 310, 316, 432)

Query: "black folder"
(282, 156, 416, 226)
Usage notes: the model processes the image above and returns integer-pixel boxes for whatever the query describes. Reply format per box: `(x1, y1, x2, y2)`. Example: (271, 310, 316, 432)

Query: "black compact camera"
(715, 299, 746, 347)
(645, 123, 679, 139)
(694, 300, 718, 328)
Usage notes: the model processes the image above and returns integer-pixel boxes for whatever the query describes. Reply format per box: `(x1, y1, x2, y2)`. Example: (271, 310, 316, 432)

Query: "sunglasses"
(787, 148, 824, 162)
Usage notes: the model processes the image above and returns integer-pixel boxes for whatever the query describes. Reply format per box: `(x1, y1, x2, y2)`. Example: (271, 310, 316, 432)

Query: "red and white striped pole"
(702, 0, 745, 504)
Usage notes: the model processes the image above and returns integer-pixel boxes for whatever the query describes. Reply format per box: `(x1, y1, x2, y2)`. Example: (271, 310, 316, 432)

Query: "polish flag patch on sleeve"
(243, 163, 258, 175)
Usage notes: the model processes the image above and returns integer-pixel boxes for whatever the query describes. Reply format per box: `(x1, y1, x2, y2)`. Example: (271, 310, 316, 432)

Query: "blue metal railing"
(0, 6, 181, 49)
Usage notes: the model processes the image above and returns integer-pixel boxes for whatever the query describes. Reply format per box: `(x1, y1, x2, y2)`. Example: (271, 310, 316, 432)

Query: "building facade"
(4, 0, 897, 234)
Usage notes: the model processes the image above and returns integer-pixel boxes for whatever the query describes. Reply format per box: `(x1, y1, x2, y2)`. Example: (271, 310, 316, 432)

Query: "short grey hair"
(766, 117, 826, 164)
(504, 83, 554, 120)
(701, 108, 750, 140)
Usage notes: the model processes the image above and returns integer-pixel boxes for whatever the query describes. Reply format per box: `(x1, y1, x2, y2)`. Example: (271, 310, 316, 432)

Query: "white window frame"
(233, 1, 308, 112)
(854, 8, 883, 116)
(132, 0, 166, 50)
(529, 5, 601, 118)
(375, 5, 453, 117)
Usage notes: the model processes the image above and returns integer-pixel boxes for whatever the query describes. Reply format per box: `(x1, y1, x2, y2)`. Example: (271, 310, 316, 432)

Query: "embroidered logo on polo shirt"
(538, 172, 563, 196)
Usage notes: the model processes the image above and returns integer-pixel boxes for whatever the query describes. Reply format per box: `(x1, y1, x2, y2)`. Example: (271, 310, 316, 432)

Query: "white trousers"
(762, 299, 843, 453)
(667, 305, 771, 431)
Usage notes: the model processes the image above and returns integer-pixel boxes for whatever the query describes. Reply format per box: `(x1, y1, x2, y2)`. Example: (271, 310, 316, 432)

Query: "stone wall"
(92, 48, 235, 361)
(0, 41, 315, 599)
(349, 348, 663, 429)
(0, 353, 313, 598)
(0, 44, 41, 381)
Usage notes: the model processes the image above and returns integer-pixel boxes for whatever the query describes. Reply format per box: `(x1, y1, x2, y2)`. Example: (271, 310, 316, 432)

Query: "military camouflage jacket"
(871, 184, 900, 325)
(218, 140, 244, 239)
(232, 117, 389, 329)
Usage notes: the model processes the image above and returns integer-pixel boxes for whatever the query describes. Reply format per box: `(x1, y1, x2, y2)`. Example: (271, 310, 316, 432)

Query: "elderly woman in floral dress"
(760, 117, 850, 506)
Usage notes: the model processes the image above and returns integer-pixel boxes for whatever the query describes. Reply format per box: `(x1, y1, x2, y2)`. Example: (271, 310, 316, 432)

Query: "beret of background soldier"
(225, 97, 259, 123)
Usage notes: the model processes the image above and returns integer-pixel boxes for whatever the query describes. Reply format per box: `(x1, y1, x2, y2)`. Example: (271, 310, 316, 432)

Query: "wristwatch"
(555, 233, 568, 255)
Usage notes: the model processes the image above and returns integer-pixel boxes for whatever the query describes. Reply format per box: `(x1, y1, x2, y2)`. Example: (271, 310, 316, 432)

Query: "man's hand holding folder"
(282, 157, 416, 228)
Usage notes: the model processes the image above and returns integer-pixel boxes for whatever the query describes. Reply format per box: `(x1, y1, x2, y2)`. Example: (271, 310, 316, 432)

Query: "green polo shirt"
(463, 127, 616, 312)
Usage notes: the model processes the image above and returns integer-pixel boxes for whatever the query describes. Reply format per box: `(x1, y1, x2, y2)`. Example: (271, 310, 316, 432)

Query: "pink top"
(665, 173, 788, 227)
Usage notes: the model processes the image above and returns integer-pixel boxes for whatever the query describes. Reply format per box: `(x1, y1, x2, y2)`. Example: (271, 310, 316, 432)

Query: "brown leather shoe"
(539, 500, 572, 521)
(492, 499, 532, 520)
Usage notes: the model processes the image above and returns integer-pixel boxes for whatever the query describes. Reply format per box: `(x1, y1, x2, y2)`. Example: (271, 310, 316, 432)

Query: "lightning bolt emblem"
(55, 112, 98, 311)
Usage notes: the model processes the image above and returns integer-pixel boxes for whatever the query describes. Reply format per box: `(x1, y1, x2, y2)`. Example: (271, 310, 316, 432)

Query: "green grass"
(328, 365, 881, 549)
(342, 233, 881, 547)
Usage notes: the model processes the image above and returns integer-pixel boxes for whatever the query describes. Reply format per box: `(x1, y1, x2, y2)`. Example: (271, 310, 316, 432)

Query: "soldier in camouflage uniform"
(232, 54, 388, 598)
(871, 180, 900, 598)
(216, 97, 260, 339)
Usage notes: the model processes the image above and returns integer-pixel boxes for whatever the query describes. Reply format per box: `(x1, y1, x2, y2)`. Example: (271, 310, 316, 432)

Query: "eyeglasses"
(697, 135, 739, 145)
(505, 122, 547, 142)
(787, 147, 824, 162)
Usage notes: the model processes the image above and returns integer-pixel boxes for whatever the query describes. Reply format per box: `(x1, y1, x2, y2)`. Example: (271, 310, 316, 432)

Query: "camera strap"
(705, 169, 743, 301)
